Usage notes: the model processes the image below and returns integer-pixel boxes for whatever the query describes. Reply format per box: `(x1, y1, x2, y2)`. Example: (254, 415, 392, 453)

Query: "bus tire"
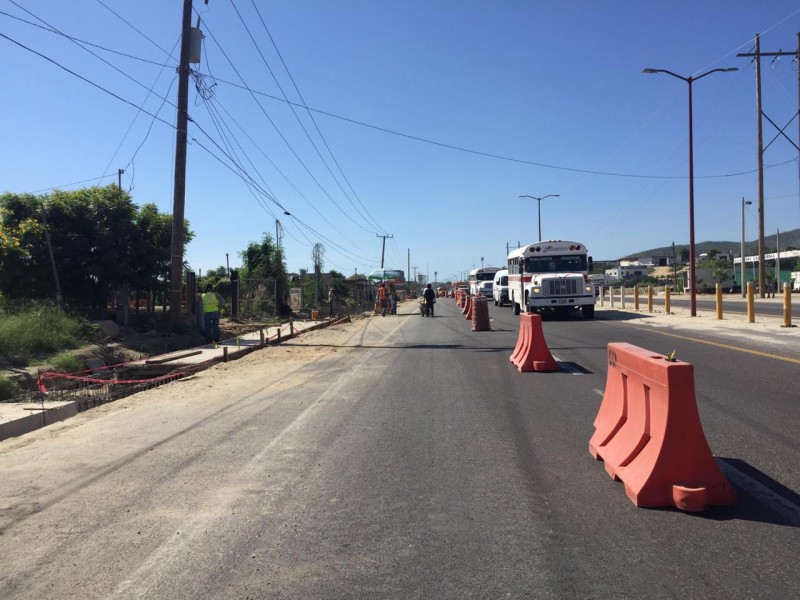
(513, 302, 521, 315)
(582, 304, 595, 319)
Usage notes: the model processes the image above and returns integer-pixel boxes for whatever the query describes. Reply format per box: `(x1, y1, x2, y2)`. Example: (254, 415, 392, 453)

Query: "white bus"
(507, 241, 596, 319)
(468, 266, 500, 298)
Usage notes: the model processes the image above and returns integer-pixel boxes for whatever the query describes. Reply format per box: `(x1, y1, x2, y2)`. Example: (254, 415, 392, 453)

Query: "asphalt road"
(1, 300, 798, 599)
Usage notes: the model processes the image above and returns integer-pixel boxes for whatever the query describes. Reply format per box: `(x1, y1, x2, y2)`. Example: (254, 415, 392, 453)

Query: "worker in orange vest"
(378, 283, 388, 317)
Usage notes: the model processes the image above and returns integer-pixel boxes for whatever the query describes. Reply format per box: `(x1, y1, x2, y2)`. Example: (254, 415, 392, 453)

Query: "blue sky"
(2, 1, 799, 284)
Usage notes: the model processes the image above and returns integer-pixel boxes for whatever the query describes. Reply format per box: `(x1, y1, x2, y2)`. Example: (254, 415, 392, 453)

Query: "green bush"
(0, 304, 91, 361)
(50, 351, 84, 373)
(0, 375, 21, 401)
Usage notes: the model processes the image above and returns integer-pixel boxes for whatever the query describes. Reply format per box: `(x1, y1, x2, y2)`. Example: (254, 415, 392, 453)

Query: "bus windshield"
(524, 254, 587, 273)
(475, 272, 495, 281)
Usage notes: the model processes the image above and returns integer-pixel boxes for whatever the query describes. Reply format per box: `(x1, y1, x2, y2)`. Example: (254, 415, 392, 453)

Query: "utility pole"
(737, 33, 800, 298)
(376, 233, 393, 269)
(169, 0, 194, 324)
(41, 202, 63, 312)
(118, 168, 124, 190)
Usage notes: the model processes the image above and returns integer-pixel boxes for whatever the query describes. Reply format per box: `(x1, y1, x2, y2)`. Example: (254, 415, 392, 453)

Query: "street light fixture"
(518, 194, 560, 241)
(741, 198, 752, 298)
(642, 67, 738, 317)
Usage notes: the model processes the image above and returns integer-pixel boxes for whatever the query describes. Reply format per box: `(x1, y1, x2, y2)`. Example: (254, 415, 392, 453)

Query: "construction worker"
(201, 284, 225, 344)
(378, 283, 388, 317)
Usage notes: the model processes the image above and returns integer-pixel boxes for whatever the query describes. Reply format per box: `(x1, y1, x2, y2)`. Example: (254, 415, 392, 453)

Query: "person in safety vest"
(378, 283, 388, 317)
(201, 284, 225, 344)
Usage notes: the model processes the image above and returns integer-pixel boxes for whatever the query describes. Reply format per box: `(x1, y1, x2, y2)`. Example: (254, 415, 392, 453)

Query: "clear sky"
(2, 1, 800, 284)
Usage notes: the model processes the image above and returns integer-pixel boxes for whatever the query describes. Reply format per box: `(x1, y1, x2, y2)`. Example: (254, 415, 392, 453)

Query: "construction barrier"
(509, 313, 557, 372)
(462, 294, 472, 318)
(456, 290, 465, 308)
(589, 342, 736, 512)
(471, 296, 491, 331)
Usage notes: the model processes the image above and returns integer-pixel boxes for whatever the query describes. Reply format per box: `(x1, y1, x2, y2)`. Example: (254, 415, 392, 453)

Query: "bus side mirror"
(588, 257, 593, 271)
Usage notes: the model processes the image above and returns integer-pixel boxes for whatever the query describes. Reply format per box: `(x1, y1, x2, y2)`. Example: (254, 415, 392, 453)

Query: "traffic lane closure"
(477, 301, 800, 595)
(532, 311, 800, 523)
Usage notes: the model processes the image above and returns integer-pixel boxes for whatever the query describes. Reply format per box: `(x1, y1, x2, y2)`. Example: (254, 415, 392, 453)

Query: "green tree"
(0, 186, 191, 313)
(239, 233, 289, 312)
(710, 257, 729, 285)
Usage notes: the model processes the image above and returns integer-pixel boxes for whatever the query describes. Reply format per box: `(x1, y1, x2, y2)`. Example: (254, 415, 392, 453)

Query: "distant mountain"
(623, 227, 800, 260)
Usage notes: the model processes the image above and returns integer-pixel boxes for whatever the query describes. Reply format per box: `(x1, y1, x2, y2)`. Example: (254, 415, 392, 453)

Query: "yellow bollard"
(715, 284, 723, 320)
(746, 282, 755, 323)
(665, 287, 671, 314)
(634, 286, 640, 311)
(784, 283, 793, 328)
(647, 286, 653, 313)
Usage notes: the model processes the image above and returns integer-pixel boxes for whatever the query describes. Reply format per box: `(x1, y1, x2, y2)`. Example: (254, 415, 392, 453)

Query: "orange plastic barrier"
(456, 290, 465, 308)
(508, 313, 557, 372)
(589, 343, 736, 512)
(471, 296, 490, 331)
(462, 294, 472, 317)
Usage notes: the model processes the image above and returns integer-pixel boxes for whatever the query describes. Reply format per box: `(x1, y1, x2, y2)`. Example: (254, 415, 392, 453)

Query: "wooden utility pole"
(41, 202, 63, 312)
(737, 33, 800, 298)
(376, 233, 393, 269)
(169, 0, 193, 325)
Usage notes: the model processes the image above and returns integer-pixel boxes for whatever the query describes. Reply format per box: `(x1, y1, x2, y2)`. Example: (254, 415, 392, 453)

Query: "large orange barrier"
(589, 343, 735, 512)
(509, 313, 557, 372)
(457, 290, 465, 308)
(462, 294, 472, 318)
(471, 296, 490, 331)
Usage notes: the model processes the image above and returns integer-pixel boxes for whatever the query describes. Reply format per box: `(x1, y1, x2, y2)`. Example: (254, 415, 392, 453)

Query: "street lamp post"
(741, 197, 752, 298)
(518, 194, 560, 241)
(642, 67, 738, 316)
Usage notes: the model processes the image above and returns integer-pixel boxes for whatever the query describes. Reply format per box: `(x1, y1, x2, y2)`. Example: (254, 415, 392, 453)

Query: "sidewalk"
(594, 294, 798, 354)
(0, 317, 332, 442)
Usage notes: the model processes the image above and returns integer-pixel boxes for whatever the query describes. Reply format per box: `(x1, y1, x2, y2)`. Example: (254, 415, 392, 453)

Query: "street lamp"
(741, 198, 752, 298)
(642, 67, 738, 316)
(518, 194, 560, 241)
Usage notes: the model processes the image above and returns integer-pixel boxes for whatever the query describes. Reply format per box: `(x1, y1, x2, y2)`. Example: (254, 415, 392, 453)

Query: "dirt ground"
(0, 314, 334, 399)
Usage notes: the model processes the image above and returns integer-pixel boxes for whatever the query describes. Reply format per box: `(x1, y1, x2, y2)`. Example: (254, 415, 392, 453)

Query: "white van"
(493, 269, 509, 306)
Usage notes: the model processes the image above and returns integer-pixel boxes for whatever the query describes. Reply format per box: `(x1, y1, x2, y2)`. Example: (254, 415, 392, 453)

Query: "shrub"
(50, 351, 84, 374)
(0, 303, 91, 360)
(0, 375, 20, 401)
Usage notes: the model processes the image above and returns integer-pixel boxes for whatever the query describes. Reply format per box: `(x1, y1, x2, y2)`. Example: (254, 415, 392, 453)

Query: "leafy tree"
(710, 257, 729, 285)
(0, 186, 191, 314)
(679, 248, 690, 263)
(238, 233, 289, 312)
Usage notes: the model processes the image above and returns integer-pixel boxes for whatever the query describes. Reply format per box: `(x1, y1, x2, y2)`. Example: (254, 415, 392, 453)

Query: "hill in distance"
(623, 227, 800, 260)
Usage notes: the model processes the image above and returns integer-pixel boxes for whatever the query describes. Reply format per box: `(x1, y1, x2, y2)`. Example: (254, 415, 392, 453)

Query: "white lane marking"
(716, 458, 800, 526)
(593, 388, 604, 397)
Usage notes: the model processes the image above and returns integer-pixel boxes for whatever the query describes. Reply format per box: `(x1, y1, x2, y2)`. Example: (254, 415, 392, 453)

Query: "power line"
(93, 0, 176, 59)
(0, 31, 175, 130)
(202, 13, 381, 236)
(245, 0, 386, 234)
(202, 72, 797, 181)
(0, 8, 175, 68)
(192, 46, 378, 259)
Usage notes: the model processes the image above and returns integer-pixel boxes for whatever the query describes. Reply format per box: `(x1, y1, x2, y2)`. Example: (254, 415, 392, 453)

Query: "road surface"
(1, 300, 798, 599)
